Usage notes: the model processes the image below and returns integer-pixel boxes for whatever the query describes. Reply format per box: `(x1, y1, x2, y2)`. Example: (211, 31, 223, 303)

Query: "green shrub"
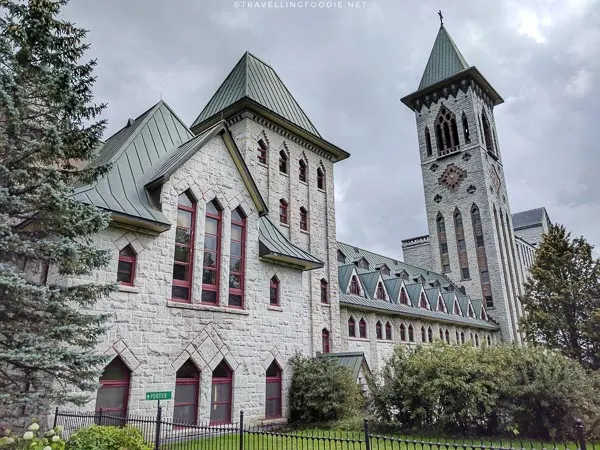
(288, 352, 364, 425)
(0, 420, 66, 450)
(65, 425, 151, 450)
(368, 342, 600, 440)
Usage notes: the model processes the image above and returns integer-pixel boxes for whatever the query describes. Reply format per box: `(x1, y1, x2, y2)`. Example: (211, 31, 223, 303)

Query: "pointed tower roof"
(192, 51, 349, 162)
(418, 24, 469, 90)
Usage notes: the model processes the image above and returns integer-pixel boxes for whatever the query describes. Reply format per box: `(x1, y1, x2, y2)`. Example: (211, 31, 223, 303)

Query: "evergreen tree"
(519, 223, 600, 370)
(0, 0, 114, 416)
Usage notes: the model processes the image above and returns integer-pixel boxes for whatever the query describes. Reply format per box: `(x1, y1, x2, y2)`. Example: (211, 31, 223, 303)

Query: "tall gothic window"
(299, 207, 308, 231)
(174, 360, 200, 426)
(279, 150, 288, 174)
(257, 139, 267, 164)
(424, 127, 432, 157)
(471, 204, 492, 306)
(376, 321, 383, 340)
(320, 279, 328, 304)
(348, 317, 356, 337)
(317, 167, 325, 190)
(461, 112, 471, 144)
(172, 191, 196, 303)
(481, 110, 495, 154)
(435, 106, 460, 153)
(359, 318, 367, 338)
(265, 361, 282, 419)
(270, 276, 280, 306)
(322, 328, 330, 353)
(210, 360, 233, 425)
(385, 322, 392, 340)
(454, 209, 470, 280)
(437, 213, 450, 273)
(400, 323, 406, 341)
(349, 276, 360, 295)
(229, 207, 246, 307)
(202, 200, 222, 304)
(95, 357, 130, 422)
(299, 159, 307, 182)
(279, 199, 288, 224)
(408, 324, 414, 342)
(375, 282, 385, 300)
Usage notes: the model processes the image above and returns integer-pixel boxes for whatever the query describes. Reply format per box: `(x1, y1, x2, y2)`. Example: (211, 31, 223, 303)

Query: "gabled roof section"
(71, 101, 194, 232)
(258, 216, 323, 270)
(358, 272, 381, 299)
(512, 207, 550, 231)
(317, 352, 371, 380)
(383, 278, 404, 304)
(338, 264, 355, 293)
(405, 283, 423, 308)
(418, 25, 469, 91)
(192, 52, 321, 137)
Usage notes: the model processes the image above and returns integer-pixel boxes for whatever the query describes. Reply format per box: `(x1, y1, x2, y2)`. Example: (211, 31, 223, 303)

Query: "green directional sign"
(146, 391, 171, 401)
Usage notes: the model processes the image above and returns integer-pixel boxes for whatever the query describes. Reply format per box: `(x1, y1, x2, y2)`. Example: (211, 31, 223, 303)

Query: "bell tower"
(401, 15, 524, 342)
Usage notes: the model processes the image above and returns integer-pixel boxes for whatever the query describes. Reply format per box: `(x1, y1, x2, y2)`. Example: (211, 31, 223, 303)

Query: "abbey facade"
(40, 23, 551, 427)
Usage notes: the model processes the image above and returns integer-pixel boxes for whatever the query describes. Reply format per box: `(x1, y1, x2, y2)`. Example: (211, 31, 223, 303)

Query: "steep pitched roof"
(192, 51, 320, 137)
(317, 352, 371, 380)
(418, 25, 469, 90)
(358, 272, 380, 298)
(258, 216, 323, 270)
(72, 101, 194, 232)
(338, 264, 355, 293)
(512, 207, 550, 231)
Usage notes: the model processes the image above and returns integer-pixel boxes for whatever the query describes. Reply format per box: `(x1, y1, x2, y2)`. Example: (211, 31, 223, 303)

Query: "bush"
(0, 420, 66, 450)
(288, 352, 364, 425)
(65, 425, 151, 450)
(368, 342, 600, 440)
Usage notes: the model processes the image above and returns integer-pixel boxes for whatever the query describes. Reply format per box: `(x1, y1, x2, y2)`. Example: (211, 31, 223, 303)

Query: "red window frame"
(376, 321, 383, 340)
(376, 282, 385, 300)
(174, 361, 199, 427)
(202, 200, 221, 305)
(172, 192, 196, 303)
(321, 329, 330, 353)
(317, 168, 325, 190)
(385, 322, 392, 340)
(228, 208, 246, 308)
(400, 324, 406, 341)
(419, 293, 429, 309)
(348, 317, 355, 337)
(349, 276, 360, 295)
(270, 276, 280, 306)
(265, 362, 282, 419)
(117, 245, 136, 286)
(210, 361, 233, 425)
(299, 207, 308, 231)
(320, 279, 328, 304)
(299, 159, 307, 182)
(279, 199, 288, 225)
(400, 289, 409, 305)
(95, 357, 130, 419)
(257, 139, 267, 164)
(359, 319, 367, 338)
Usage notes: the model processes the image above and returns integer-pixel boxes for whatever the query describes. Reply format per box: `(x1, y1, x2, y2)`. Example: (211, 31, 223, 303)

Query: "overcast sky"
(63, 0, 600, 259)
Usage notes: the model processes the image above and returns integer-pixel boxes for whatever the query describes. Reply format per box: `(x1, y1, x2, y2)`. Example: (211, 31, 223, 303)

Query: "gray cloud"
(64, 0, 600, 257)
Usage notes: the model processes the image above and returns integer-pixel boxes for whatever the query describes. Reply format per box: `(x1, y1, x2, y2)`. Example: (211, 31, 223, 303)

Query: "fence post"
(575, 418, 586, 450)
(239, 410, 244, 450)
(98, 408, 103, 426)
(53, 407, 58, 429)
(154, 405, 162, 450)
(364, 418, 371, 450)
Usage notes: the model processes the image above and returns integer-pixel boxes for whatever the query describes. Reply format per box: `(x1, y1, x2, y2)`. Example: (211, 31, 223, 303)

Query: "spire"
(417, 20, 470, 91)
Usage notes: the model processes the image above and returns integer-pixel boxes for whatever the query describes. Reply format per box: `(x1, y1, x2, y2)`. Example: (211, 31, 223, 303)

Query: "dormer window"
(419, 292, 429, 309)
(378, 264, 390, 276)
(399, 289, 409, 305)
(354, 257, 369, 270)
(375, 282, 385, 300)
(337, 249, 346, 263)
(349, 276, 360, 295)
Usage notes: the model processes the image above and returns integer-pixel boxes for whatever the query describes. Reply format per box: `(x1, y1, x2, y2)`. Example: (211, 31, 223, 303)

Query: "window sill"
(299, 180, 308, 186)
(348, 337, 369, 342)
(320, 303, 330, 308)
(300, 229, 310, 235)
(268, 305, 283, 312)
(280, 222, 289, 228)
(258, 162, 268, 168)
(461, 278, 472, 281)
(377, 339, 394, 343)
(280, 172, 289, 177)
(317, 188, 326, 193)
(118, 285, 139, 293)
(167, 301, 250, 315)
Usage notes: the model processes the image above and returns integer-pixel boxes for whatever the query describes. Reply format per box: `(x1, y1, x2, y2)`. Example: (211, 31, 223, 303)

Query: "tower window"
(436, 106, 460, 153)
(348, 317, 356, 337)
(317, 168, 325, 190)
(322, 329, 330, 353)
(279, 150, 288, 174)
(320, 279, 328, 304)
(425, 127, 432, 157)
(376, 321, 383, 340)
(385, 322, 392, 340)
(270, 276, 280, 306)
(279, 199, 288, 224)
(481, 111, 495, 154)
(257, 139, 268, 164)
(461, 267, 470, 279)
(481, 270, 490, 283)
(299, 159, 307, 182)
(359, 319, 367, 338)
(461, 112, 470, 144)
(485, 295, 494, 308)
(400, 324, 406, 341)
(299, 207, 308, 231)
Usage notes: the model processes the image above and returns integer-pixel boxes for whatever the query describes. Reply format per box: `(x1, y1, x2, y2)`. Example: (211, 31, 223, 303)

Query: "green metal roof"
(338, 264, 356, 294)
(383, 277, 403, 304)
(259, 216, 323, 270)
(317, 352, 371, 380)
(418, 25, 469, 90)
(192, 51, 321, 137)
(358, 272, 380, 298)
(71, 101, 194, 231)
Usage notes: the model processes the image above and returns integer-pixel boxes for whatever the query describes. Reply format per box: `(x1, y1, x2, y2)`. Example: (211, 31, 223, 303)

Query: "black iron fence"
(53, 408, 596, 450)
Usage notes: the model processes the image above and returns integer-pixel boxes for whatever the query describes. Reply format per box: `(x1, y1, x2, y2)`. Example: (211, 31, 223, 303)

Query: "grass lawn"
(160, 428, 582, 450)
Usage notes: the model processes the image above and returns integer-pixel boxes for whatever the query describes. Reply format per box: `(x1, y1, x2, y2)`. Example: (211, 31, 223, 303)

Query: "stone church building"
(43, 22, 551, 426)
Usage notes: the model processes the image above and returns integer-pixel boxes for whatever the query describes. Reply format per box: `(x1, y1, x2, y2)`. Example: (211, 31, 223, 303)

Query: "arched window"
(349, 276, 360, 295)
(376, 321, 383, 340)
(424, 127, 432, 157)
(317, 167, 325, 190)
(117, 245, 136, 286)
(435, 106, 460, 153)
(454, 209, 470, 280)
(400, 289, 409, 305)
(95, 356, 130, 421)
(421, 326, 426, 342)
(269, 276, 280, 306)
(322, 328, 330, 353)
(460, 331, 465, 344)
(320, 279, 328, 304)
(408, 325, 414, 342)
(174, 360, 199, 426)
(400, 324, 407, 341)
(439, 329, 444, 340)
(257, 139, 268, 164)
(437, 213, 450, 273)
(427, 327, 433, 342)
(279, 199, 288, 224)
(172, 191, 196, 303)
(265, 361, 282, 419)
(475, 334, 480, 347)
(481, 111, 495, 154)
(456, 330, 460, 342)
(279, 150, 288, 174)
(461, 112, 470, 144)
(359, 319, 367, 338)
(487, 335, 491, 346)
(348, 317, 356, 337)
(299, 207, 308, 231)
(229, 207, 246, 307)
(299, 159, 307, 182)
(419, 293, 429, 309)
(471, 204, 492, 305)
(202, 200, 222, 304)
(385, 322, 392, 340)
(445, 329, 450, 344)
(375, 282, 385, 300)
(210, 360, 233, 425)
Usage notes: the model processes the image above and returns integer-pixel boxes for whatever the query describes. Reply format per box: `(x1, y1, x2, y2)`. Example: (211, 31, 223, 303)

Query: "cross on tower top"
(438, 10, 444, 26)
